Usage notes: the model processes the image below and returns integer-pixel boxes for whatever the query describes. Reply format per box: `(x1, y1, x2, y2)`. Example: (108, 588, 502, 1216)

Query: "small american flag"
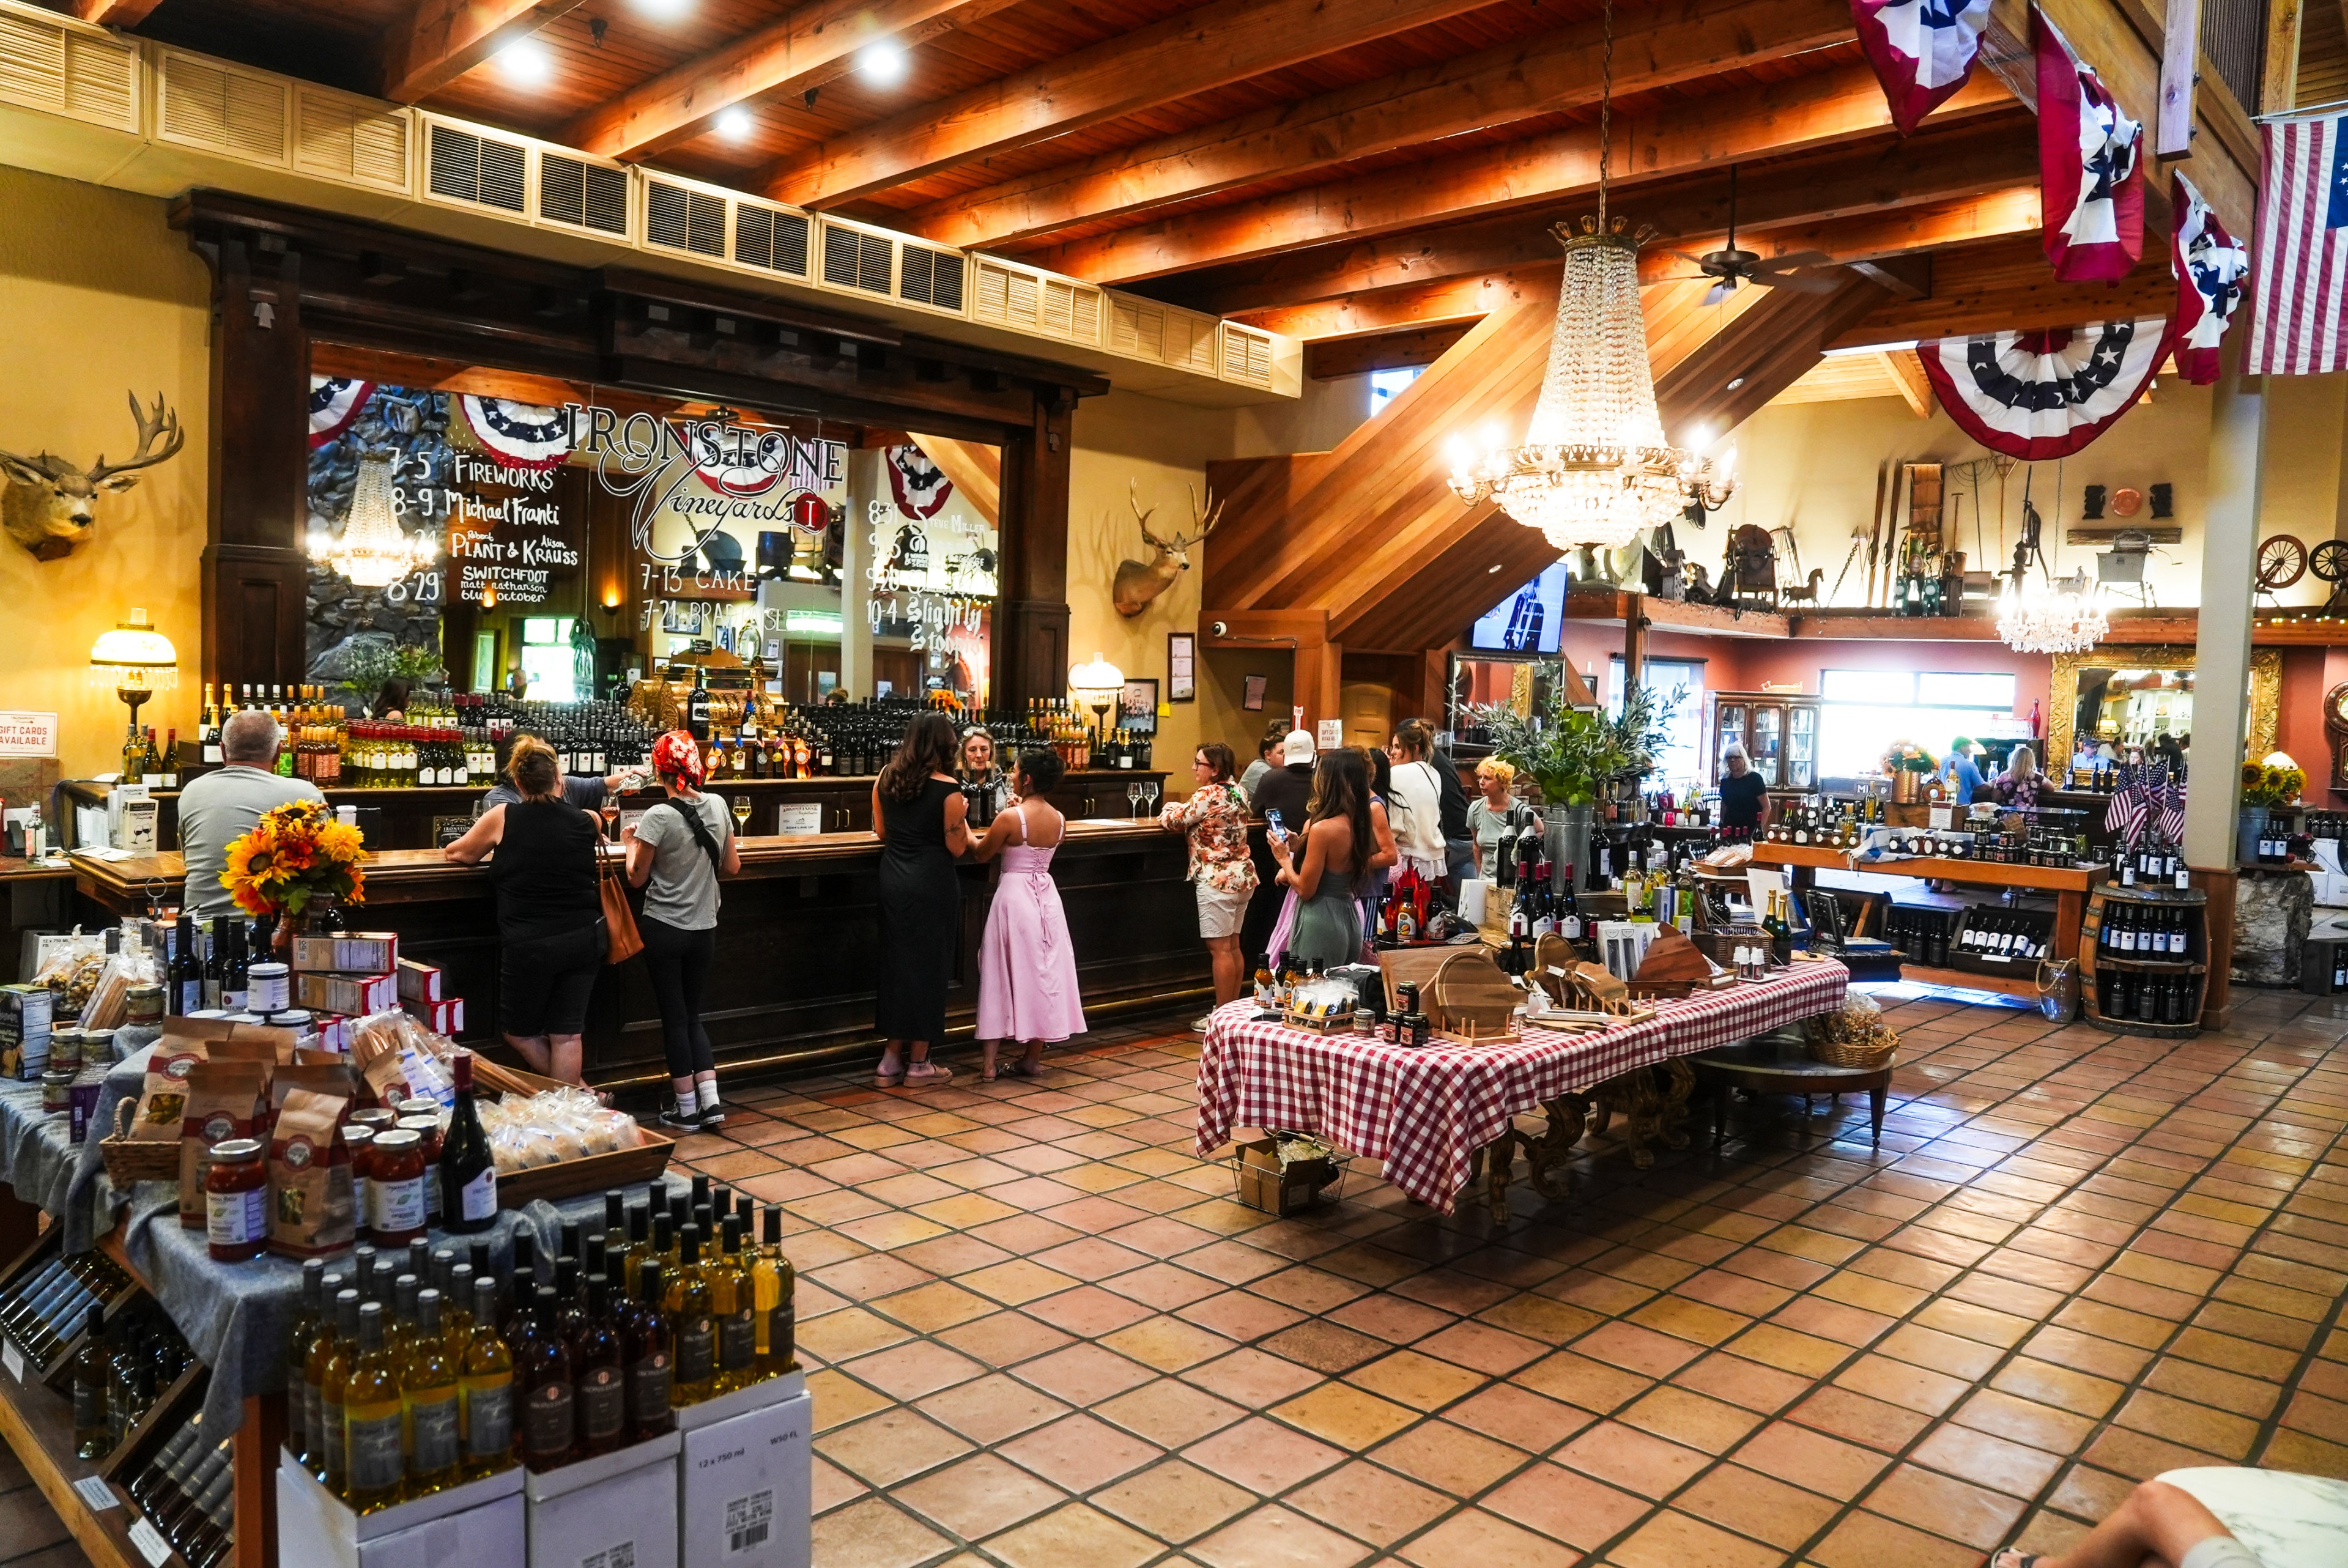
(2105, 761, 2149, 845)
(2246, 111, 2348, 374)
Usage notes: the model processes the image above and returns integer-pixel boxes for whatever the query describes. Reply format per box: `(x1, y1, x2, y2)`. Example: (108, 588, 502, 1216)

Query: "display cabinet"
(1709, 692, 1823, 793)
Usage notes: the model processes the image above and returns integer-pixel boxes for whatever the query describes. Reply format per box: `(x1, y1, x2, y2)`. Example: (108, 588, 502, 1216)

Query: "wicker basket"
(98, 1097, 182, 1187)
(1804, 1012, 1899, 1070)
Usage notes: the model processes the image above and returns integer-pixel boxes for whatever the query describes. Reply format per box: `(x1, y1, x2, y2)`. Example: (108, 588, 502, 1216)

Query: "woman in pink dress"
(970, 749, 1087, 1080)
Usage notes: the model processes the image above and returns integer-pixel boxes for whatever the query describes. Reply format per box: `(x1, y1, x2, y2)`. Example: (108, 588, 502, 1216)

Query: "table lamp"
(1068, 653, 1124, 745)
(88, 607, 177, 736)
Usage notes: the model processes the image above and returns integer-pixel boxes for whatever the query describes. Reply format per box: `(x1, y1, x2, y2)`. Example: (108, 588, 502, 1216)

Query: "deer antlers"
(1129, 478, 1166, 550)
(89, 393, 184, 485)
(1128, 478, 1223, 551)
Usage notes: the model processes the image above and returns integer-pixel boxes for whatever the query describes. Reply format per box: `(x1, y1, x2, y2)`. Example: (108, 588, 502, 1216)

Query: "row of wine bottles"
(69, 1295, 193, 1459)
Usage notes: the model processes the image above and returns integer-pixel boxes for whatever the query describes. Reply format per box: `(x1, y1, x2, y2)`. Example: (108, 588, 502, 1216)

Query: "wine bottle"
(172, 914, 203, 1015)
(438, 1051, 498, 1232)
(459, 1276, 515, 1481)
(667, 1227, 716, 1407)
(344, 1302, 406, 1511)
(755, 1207, 797, 1378)
(72, 1304, 109, 1459)
(219, 920, 249, 1013)
(573, 1275, 626, 1458)
(403, 1288, 461, 1497)
(317, 1288, 363, 1490)
(625, 1263, 674, 1440)
(517, 1286, 575, 1472)
(281, 1260, 325, 1466)
(715, 1218, 758, 1394)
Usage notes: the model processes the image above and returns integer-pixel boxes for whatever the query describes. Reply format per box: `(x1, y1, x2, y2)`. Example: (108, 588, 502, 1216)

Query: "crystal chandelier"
(1996, 571, 2109, 654)
(1446, 0, 1733, 552)
(313, 453, 437, 588)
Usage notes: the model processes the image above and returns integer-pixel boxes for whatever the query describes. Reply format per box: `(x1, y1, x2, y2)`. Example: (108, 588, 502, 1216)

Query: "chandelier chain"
(1598, 0, 1614, 229)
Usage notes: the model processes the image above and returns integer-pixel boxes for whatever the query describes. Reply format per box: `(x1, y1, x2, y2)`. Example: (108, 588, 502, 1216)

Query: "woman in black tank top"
(445, 736, 607, 1092)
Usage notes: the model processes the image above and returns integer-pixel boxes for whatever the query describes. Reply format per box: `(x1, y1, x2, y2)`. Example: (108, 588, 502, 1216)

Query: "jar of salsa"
(346, 1125, 377, 1242)
(205, 1137, 269, 1262)
(368, 1128, 428, 1247)
(395, 1114, 445, 1222)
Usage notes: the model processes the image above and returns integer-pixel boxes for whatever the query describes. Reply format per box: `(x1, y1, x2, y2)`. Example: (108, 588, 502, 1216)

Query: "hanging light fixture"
(313, 453, 437, 588)
(1997, 571, 2108, 654)
(1448, 0, 1733, 552)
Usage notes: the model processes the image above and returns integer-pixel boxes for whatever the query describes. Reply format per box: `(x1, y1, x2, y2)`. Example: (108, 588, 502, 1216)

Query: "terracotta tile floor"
(651, 989, 2348, 1567)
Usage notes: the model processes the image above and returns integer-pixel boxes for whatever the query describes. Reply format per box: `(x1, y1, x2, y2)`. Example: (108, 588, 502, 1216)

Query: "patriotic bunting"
(1850, 0, 1993, 135)
(307, 377, 374, 448)
(887, 445, 954, 519)
(2245, 109, 2348, 375)
(2171, 173, 2249, 385)
(455, 396, 574, 471)
(2034, 7, 2144, 283)
(1916, 318, 2170, 460)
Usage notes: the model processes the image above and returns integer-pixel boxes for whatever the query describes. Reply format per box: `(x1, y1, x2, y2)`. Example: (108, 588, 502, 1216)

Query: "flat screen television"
(1469, 562, 1567, 654)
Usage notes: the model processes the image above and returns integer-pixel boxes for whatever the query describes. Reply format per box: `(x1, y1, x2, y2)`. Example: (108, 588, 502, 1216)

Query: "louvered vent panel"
(972, 261, 1034, 330)
(821, 225, 893, 295)
(540, 152, 629, 235)
(61, 31, 135, 130)
(645, 179, 727, 257)
(1220, 324, 1275, 389)
(1043, 279, 1100, 344)
(157, 50, 289, 165)
(0, 11, 137, 131)
(1165, 311, 1216, 375)
(292, 86, 409, 191)
(898, 245, 965, 312)
(428, 121, 527, 212)
(733, 204, 810, 277)
(1110, 297, 1163, 360)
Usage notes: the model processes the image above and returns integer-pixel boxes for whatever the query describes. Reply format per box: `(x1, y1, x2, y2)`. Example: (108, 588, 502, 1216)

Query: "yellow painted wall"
(0, 166, 210, 780)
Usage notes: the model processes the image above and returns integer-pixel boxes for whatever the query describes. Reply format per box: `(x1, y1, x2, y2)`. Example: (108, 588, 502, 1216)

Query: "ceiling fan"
(1656, 166, 1839, 306)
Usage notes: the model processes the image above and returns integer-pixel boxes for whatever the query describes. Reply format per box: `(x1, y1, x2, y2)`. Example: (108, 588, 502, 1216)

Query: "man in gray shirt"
(476, 731, 637, 814)
(176, 709, 326, 920)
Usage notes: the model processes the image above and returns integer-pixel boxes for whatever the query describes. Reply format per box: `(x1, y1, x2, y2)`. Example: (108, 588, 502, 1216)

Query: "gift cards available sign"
(0, 713, 57, 757)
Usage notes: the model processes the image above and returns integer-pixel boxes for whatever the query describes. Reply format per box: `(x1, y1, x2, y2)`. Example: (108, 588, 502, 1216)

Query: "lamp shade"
(89, 608, 177, 686)
(1068, 653, 1125, 700)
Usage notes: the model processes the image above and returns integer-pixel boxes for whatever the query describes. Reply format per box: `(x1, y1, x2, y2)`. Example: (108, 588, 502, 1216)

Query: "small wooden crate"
(1231, 1136, 1344, 1215)
(473, 1059, 676, 1209)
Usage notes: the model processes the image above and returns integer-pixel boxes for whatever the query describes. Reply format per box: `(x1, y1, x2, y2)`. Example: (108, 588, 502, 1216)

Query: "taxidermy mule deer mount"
(0, 393, 185, 560)
(1113, 478, 1223, 616)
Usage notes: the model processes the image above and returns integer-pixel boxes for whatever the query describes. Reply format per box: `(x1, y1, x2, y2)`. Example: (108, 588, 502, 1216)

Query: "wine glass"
(731, 795, 753, 837)
(1143, 780, 1161, 814)
(1127, 780, 1144, 818)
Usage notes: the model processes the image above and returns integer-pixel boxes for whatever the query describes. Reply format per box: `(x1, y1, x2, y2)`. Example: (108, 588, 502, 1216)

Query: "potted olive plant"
(1468, 682, 1681, 882)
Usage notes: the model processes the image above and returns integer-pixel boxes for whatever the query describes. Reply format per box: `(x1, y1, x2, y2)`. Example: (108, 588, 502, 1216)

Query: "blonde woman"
(1467, 757, 1533, 878)
(1997, 744, 2043, 810)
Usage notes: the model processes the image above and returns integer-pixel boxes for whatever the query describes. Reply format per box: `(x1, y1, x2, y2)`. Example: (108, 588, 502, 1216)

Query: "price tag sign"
(1316, 719, 1343, 750)
(72, 1475, 119, 1511)
(128, 1515, 172, 1567)
(1, 1339, 22, 1382)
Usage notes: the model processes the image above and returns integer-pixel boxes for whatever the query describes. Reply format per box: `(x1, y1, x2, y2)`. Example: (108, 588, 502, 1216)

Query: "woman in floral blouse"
(1161, 741, 1259, 1011)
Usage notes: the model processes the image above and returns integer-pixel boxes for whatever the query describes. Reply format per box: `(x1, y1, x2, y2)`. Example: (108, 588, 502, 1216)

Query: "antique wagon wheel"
(2257, 534, 2308, 591)
(2314, 541, 2348, 583)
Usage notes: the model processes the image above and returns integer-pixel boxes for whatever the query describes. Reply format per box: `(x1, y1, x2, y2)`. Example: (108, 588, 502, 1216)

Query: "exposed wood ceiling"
(111, 0, 2257, 371)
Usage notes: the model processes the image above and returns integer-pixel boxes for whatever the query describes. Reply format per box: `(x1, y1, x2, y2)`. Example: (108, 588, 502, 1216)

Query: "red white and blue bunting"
(455, 395, 574, 471)
(887, 445, 953, 519)
(2170, 172, 2249, 386)
(307, 377, 374, 448)
(1850, 0, 1992, 136)
(2035, 7, 2144, 283)
(1917, 318, 2171, 460)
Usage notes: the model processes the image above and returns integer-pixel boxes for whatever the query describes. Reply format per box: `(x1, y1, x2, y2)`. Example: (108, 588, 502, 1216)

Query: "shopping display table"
(1194, 959, 1850, 1218)
(1692, 1037, 1895, 1146)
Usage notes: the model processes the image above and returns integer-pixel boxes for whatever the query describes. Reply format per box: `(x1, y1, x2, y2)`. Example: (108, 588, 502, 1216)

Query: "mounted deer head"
(1112, 478, 1223, 617)
(1, 392, 184, 560)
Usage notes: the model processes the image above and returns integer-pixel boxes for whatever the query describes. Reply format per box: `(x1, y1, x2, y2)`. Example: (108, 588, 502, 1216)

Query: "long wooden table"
(70, 819, 1212, 1085)
(1754, 841, 2105, 966)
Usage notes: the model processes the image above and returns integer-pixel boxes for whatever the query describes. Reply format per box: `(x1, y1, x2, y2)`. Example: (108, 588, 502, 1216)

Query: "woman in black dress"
(872, 711, 973, 1088)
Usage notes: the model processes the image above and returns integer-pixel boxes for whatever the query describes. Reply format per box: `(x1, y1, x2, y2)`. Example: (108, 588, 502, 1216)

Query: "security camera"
(1209, 619, 1229, 637)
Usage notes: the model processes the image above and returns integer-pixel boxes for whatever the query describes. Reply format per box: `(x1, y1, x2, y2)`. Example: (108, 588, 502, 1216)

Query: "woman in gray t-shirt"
(623, 731, 741, 1130)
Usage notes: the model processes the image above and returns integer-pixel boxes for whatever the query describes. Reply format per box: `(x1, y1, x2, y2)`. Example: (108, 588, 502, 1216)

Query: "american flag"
(2105, 761, 2149, 845)
(2246, 111, 2348, 374)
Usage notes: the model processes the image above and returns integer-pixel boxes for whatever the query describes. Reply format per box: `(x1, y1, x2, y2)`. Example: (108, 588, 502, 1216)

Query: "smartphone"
(1265, 808, 1287, 844)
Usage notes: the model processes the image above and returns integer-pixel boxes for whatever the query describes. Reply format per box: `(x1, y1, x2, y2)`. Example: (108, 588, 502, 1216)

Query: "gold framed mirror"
(2046, 646, 2281, 775)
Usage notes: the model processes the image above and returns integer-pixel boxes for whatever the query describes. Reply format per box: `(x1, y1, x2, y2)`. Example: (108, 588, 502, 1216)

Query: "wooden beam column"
(199, 238, 311, 694)
(993, 391, 1073, 710)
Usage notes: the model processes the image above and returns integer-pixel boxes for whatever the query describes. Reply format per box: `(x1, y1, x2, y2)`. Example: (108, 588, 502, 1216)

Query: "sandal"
(1002, 1058, 1046, 1079)
(874, 1053, 905, 1089)
(1988, 1551, 2039, 1568)
(903, 1061, 954, 1088)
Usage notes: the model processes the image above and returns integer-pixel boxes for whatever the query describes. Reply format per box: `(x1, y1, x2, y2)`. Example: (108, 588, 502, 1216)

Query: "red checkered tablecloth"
(1194, 959, 1850, 1212)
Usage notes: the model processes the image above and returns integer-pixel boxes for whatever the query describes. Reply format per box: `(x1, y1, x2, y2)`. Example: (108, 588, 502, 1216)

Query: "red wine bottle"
(439, 1051, 498, 1233)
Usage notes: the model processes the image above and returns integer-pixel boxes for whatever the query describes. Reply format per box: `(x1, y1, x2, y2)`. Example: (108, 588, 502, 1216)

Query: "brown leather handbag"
(600, 849, 644, 964)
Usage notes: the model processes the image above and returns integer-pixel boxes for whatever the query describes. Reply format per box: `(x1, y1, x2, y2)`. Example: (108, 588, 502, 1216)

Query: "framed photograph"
(1243, 673, 1268, 711)
(1167, 632, 1197, 702)
(1119, 678, 1160, 734)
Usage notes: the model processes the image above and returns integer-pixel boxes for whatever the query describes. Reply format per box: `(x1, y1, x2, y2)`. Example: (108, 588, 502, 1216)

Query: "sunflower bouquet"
(221, 799, 367, 919)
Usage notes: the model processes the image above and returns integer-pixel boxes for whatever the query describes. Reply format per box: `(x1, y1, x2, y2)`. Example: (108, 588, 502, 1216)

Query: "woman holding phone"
(1272, 749, 1376, 970)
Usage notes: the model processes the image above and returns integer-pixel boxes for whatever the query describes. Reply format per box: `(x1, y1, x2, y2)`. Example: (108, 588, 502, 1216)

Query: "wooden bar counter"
(72, 818, 1211, 1086)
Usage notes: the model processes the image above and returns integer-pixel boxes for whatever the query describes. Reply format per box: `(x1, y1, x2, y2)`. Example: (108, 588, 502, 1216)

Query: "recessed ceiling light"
(858, 40, 907, 86)
(714, 106, 754, 141)
(1488, 563, 1505, 573)
(1726, 376, 1746, 390)
(498, 39, 552, 86)
(632, 0, 691, 17)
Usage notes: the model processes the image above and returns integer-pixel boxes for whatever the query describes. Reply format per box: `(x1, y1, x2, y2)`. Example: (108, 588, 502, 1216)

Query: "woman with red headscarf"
(624, 729, 741, 1127)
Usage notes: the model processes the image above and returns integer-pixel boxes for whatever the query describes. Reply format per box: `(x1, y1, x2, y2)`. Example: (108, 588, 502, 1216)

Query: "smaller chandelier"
(312, 453, 437, 588)
(1997, 571, 2109, 654)
(1449, 220, 1735, 553)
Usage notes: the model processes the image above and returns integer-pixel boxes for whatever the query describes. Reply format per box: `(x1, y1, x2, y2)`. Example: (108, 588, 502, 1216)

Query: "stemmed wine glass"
(1142, 780, 1161, 815)
(1127, 780, 1146, 818)
(731, 794, 754, 837)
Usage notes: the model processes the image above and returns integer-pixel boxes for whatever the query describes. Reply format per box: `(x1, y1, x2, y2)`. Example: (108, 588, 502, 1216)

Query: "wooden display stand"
(2081, 886, 2209, 1038)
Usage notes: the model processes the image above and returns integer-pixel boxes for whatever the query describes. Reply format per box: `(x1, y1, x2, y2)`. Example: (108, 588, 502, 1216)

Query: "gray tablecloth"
(0, 1076, 104, 1232)
(35, 1048, 686, 1440)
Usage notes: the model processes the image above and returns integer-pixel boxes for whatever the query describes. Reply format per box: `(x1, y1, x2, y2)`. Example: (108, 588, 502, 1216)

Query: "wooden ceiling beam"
(900, 0, 1855, 250)
(760, 0, 1499, 210)
(560, 0, 1018, 161)
(1027, 61, 2015, 285)
(1237, 184, 2042, 341)
(1824, 231, 2177, 349)
(379, 0, 587, 103)
(1161, 116, 2035, 317)
(71, 0, 166, 23)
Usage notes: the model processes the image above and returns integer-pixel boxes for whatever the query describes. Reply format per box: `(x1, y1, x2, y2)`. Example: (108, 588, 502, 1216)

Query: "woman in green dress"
(1271, 748, 1374, 969)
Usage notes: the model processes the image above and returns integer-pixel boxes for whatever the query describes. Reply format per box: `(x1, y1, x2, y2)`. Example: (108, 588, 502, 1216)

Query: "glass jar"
(351, 1107, 398, 1136)
(47, 1029, 83, 1076)
(346, 1125, 377, 1241)
(41, 1069, 73, 1116)
(396, 1114, 445, 1222)
(205, 1137, 269, 1262)
(124, 985, 165, 1027)
(368, 1128, 428, 1246)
